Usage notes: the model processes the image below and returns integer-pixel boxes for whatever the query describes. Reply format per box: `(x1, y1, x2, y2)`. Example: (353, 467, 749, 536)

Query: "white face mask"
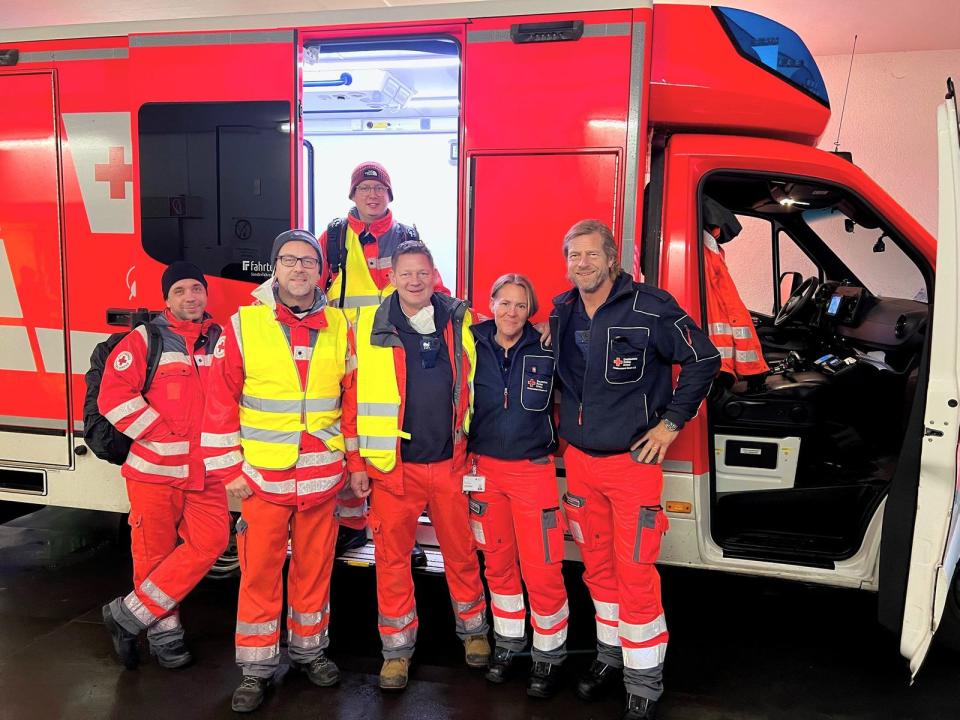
(406, 304, 436, 334)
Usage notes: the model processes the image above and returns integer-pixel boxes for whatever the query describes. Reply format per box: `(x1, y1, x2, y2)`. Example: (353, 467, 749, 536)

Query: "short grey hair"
(490, 273, 539, 316)
(391, 240, 434, 268)
(562, 219, 620, 280)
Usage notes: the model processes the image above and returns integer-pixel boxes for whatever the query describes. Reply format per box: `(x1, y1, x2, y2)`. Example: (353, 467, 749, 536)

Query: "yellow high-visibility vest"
(328, 225, 396, 324)
(237, 304, 347, 470)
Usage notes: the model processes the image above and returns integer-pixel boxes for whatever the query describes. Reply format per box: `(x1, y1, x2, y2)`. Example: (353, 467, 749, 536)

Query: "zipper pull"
(503, 387, 509, 409)
(578, 402, 583, 426)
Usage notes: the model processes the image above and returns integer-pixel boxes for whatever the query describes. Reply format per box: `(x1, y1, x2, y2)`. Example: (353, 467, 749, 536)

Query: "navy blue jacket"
(550, 273, 720, 454)
(467, 320, 557, 460)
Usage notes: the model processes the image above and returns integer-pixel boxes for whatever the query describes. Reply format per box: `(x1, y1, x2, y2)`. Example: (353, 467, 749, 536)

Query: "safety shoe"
(150, 639, 193, 669)
(576, 660, 621, 701)
(527, 661, 562, 699)
(484, 646, 515, 683)
(463, 634, 491, 668)
(411, 542, 427, 568)
(231, 675, 270, 713)
(335, 526, 368, 555)
(102, 602, 139, 670)
(379, 657, 411, 691)
(622, 693, 658, 720)
(294, 652, 341, 687)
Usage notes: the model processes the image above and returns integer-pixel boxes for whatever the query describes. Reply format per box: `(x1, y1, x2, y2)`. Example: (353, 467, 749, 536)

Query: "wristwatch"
(662, 418, 680, 432)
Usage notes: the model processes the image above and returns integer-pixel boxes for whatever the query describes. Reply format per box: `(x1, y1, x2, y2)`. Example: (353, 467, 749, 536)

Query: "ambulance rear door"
(898, 80, 960, 677)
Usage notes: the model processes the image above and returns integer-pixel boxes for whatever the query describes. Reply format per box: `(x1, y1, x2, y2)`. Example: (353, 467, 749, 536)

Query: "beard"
(570, 269, 607, 293)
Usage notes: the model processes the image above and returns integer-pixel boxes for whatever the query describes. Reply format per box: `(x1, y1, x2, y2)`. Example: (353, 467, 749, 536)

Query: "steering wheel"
(774, 276, 819, 327)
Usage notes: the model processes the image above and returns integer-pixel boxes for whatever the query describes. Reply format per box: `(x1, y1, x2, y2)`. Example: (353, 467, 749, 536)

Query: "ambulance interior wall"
(720, 48, 960, 307)
(306, 130, 458, 289)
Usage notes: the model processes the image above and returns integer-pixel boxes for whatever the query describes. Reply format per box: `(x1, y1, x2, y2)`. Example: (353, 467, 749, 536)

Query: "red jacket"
(201, 281, 363, 510)
(98, 310, 221, 490)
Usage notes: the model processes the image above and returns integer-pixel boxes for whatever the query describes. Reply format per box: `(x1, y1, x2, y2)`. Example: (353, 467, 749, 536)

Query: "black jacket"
(467, 320, 557, 460)
(550, 273, 720, 454)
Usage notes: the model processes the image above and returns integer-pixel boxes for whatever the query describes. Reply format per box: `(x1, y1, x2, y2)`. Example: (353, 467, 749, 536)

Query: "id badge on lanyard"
(462, 457, 486, 493)
(419, 334, 441, 369)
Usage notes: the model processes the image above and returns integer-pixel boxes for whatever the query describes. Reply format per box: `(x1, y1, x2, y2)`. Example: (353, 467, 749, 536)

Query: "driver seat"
(719, 370, 829, 428)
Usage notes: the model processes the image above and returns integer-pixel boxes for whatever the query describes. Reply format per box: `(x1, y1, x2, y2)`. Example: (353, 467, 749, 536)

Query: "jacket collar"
(473, 318, 542, 353)
(347, 207, 395, 238)
(552, 272, 636, 312)
(371, 292, 466, 349)
(251, 278, 327, 316)
(157, 309, 214, 336)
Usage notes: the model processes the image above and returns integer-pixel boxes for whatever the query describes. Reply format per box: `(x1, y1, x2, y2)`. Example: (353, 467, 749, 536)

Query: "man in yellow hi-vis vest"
(202, 230, 364, 713)
(349, 240, 490, 692)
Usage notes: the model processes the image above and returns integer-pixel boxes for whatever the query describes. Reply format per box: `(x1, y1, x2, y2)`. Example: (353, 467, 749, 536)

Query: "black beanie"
(271, 229, 324, 272)
(162, 261, 208, 299)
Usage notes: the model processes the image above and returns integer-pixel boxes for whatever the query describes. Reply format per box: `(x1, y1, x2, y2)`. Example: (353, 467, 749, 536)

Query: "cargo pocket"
(633, 506, 669, 563)
(468, 498, 488, 548)
(128, 513, 146, 557)
(562, 493, 592, 549)
(540, 506, 565, 564)
(235, 516, 248, 573)
(521, 356, 555, 411)
(605, 327, 649, 385)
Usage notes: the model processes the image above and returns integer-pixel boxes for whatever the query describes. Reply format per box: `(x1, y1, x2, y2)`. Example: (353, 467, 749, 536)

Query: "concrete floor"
(0, 507, 957, 720)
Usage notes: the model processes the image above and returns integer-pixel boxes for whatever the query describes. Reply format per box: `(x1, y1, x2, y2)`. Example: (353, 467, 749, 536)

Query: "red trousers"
(469, 455, 568, 662)
(122, 477, 229, 640)
(235, 492, 338, 676)
(369, 458, 488, 659)
(563, 446, 669, 700)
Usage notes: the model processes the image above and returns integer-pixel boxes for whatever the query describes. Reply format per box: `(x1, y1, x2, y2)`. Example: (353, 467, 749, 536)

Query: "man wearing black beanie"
(100, 261, 228, 673)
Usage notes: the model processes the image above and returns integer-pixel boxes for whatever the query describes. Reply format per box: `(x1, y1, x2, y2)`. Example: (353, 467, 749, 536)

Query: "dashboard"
(812, 281, 928, 352)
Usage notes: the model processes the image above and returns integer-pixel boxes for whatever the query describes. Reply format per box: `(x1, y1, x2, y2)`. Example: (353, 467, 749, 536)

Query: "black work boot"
(231, 676, 270, 713)
(294, 651, 341, 687)
(150, 638, 193, 669)
(335, 526, 368, 555)
(102, 602, 139, 670)
(484, 647, 515, 684)
(622, 693, 658, 720)
(576, 660, 621, 701)
(411, 542, 427, 568)
(527, 661, 562, 699)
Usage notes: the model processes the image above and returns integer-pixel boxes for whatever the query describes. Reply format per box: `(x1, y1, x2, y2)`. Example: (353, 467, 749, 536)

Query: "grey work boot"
(102, 601, 139, 670)
(150, 639, 193, 669)
(293, 651, 341, 687)
(231, 675, 270, 713)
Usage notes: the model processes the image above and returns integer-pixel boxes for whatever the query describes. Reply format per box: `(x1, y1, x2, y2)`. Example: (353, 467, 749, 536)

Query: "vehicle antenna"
(834, 34, 858, 152)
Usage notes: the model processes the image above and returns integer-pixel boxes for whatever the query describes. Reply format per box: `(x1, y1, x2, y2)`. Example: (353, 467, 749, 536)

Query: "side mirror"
(778, 271, 803, 306)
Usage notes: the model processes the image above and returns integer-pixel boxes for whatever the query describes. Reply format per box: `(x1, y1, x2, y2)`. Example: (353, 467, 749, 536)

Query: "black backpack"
(83, 323, 162, 465)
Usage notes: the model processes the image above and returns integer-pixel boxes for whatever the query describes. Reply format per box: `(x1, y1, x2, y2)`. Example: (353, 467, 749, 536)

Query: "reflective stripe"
(310, 423, 342, 443)
(104, 396, 147, 424)
(490, 592, 525, 613)
(359, 435, 397, 451)
(303, 397, 340, 411)
(379, 609, 417, 630)
(241, 395, 341, 413)
(708, 322, 732, 335)
(236, 619, 279, 636)
(597, 620, 621, 646)
(236, 643, 280, 663)
(194, 354, 213, 367)
(204, 450, 243, 471)
(382, 628, 416, 649)
(623, 642, 667, 670)
(299, 472, 343, 496)
(368, 256, 392, 270)
(124, 406, 160, 440)
(126, 452, 189, 479)
(620, 613, 667, 643)
(717, 347, 734, 359)
(140, 578, 176, 611)
(201, 431, 240, 447)
(345, 353, 358, 374)
(340, 295, 382, 308)
(344, 437, 359, 452)
(732, 325, 754, 339)
(594, 600, 619, 622)
(289, 628, 328, 649)
(337, 504, 365, 518)
(735, 349, 760, 362)
(243, 462, 296, 494)
(124, 592, 157, 625)
(159, 351, 191, 366)
(297, 451, 343, 468)
(357, 402, 400, 417)
(455, 596, 484, 614)
(292, 345, 313, 360)
(532, 601, 569, 630)
(138, 439, 190, 456)
(533, 625, 568, 652)
(151, 613, 182, 633)
(289, 605, 329, 626)
(240, 426, 300, 445)
(493, 615, 526, 639)
(459, 613, 486, 632)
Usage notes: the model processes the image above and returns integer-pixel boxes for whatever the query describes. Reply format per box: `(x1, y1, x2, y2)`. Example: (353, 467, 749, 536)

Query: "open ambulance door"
(897, 80, 960, 677)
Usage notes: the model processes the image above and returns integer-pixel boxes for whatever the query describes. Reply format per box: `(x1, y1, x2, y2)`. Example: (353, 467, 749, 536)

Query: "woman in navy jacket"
(468, 274, 567, 699)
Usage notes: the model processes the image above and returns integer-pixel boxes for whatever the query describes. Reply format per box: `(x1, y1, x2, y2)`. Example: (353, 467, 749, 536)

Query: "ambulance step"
(721, 531, 839, 569)
(337, 541, 445, 575)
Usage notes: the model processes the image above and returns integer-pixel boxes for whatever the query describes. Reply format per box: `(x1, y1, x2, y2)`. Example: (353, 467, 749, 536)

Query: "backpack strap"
(142, 323, 163, 394)
(325, 217, 345, 282)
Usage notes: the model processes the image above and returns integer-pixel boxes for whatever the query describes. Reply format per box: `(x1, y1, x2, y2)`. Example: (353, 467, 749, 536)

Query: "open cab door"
(900, 79, 960, 677)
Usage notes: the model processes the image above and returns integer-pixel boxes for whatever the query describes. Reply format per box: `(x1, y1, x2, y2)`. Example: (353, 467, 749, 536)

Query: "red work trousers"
(235, 492, 338, 677)
(469, 455, 569, 663)
(122, 477, 229, 641)
(369, 458, 488, 659)
(562, 446, 669, 701)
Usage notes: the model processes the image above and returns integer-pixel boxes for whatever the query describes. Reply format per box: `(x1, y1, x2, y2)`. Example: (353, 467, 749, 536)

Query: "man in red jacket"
(100, 261, 229, 671)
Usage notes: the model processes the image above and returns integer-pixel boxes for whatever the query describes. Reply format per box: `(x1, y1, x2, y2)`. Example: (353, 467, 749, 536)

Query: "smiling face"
(274, 240, 321, 304)
(566, 231, 615, 295)
(389, 251, 435, 313)
(491, 282, 530, 341)
(165, 279, 207, 321)
(352, 181, 390, 223)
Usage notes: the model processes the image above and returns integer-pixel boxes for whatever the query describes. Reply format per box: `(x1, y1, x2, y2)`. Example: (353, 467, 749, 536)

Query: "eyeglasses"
(277, 255, 319, 269)
(355, 183, 388, 196)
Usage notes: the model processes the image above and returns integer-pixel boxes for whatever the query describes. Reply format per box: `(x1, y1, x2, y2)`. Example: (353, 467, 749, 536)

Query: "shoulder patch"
(213, 335, 226, 359)
(113, 350, 134, 372)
